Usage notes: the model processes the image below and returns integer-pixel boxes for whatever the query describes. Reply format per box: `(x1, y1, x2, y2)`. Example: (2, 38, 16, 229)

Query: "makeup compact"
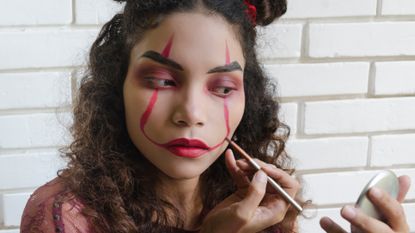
(353, 170, 399, 232)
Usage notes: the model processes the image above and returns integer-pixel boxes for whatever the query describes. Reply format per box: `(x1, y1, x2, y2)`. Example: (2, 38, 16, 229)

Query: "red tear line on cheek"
(224, 98, 231, 135)
(161, 35, 174, 58)
(225, 41, 230, 65)
(206, 98, 231, 152)
(139, 89, 163, 146)
(139, 35, 175, 146)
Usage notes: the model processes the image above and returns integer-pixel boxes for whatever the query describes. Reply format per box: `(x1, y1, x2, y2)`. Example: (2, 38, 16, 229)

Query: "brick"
(371, 134, 415, 167)
(403, 203, 415, 231)
(1, 193, 31, 227)
(0, 72, 72, 109)
(0, 0, 71, 26)
(298, 207, 348, 233)
(266, 62, 369, 97)
(304, 97, 415, 135)
(382, 0, 415, 15)
(0, 29, 98, 70)
(284, 0, 377, 18)
(0, 199, 2, 226)
(257, 24, 303, 59)
(0, 230, 19, 233)
(0, 152, 64, 190)
(287, 137, 368, 171)
(309, 22, 415, 58)
(279, 103, 297, 134)
(0, 113, 73, 149)
(302, 170, 379, 205)
(75, 0, 124, 25)
(375, 61, 415, 95)
(302, 169, 415, 205)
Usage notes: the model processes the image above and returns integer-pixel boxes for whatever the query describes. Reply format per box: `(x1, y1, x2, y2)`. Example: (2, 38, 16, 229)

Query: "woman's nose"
(171, 88, 207, 128)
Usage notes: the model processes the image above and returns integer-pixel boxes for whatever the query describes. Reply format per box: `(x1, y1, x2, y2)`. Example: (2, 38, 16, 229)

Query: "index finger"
(397, 175, 411, 203)
(236, 159, 299, 194)
(224, 149, 250, 188)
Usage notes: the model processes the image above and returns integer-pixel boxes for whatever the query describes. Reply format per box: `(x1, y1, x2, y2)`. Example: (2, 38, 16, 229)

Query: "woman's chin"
(158, 165, 205, 180)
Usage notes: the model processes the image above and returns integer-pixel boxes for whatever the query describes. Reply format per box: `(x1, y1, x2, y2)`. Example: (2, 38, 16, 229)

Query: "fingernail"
(370, 187, 382, 199)
(255, 170, 267, 183)
(342, 205, 356, 219)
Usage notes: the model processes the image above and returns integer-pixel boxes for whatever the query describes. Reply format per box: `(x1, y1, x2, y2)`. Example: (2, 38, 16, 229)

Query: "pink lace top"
(20, 178, 200, 233)
(20, 178, 92, 233)
(21, 178, 283, 233)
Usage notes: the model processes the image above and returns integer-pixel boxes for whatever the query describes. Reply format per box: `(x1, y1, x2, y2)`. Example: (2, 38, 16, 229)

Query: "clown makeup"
(123, 12, 245, 180)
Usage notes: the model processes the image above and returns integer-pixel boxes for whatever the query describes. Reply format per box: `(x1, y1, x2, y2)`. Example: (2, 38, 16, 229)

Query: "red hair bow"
(244, 0, 257, 26)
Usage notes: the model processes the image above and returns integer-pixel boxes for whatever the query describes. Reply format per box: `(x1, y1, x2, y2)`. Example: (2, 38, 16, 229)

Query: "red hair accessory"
(244, 0, 257, 26)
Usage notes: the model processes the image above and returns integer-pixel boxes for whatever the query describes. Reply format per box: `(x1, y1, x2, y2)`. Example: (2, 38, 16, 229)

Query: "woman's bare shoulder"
(20, 177, 92, 233)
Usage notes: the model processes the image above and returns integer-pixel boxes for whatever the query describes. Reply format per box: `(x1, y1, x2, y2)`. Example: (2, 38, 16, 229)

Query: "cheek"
(124, 85, 156, 134)
(226, 92, 245, 130)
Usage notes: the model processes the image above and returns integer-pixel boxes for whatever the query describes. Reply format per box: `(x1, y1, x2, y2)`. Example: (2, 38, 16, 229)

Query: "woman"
(20, 0, 410, 233)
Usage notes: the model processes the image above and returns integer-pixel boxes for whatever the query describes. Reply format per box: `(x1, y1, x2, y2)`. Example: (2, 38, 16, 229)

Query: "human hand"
(319, 175, 411, 233)
(200, 149, 300, 233)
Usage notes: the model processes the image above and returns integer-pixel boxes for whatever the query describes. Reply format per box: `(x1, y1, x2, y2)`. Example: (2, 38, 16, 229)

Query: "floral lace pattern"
(20, 178, 91, 233)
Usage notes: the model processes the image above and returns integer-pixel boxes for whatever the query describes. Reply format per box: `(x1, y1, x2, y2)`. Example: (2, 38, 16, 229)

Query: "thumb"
(238, 170, 268, 218)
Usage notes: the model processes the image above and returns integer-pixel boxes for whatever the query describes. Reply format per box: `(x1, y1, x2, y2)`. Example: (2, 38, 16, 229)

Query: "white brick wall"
(284, 0, 377, 18)
(382, 0, 415, 15)
(0, 0, 414, 232)
(75, 0, 124, 24)
(309, 22, 415, 58)
(0, 0, 72, 26)
(304, 97, 415, 135)
(375, 61, 415, 95)
(0, 29, 98, 70)
(0, 72, 72, 109)
(266, 62, 370, 97)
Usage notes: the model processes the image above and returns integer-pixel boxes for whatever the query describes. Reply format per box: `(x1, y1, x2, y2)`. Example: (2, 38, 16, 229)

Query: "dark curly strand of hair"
(58, 0, 305, 232)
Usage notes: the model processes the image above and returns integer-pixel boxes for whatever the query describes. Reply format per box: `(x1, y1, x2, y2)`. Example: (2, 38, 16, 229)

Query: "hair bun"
(252, 0, 287, 26)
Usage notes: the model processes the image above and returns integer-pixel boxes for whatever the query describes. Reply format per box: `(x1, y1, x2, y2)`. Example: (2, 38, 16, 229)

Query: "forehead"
(131, 12, 245, 68)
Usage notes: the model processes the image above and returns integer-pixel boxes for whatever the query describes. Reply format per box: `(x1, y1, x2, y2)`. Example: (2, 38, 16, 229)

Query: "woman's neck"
(156, 173, 204, 230)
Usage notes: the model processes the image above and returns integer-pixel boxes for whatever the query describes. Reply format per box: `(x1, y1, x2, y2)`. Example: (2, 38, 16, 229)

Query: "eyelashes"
(136, 68, 241, 97)
(143, 77, 177, 89)
(208, 85, 237, 97)
(143, 76, 238, 98)
(208, 78, 239, 97)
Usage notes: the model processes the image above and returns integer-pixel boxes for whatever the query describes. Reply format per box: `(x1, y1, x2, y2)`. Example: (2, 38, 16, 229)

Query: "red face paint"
(161, 35, 174, 58)
(138, 38, 232, 159)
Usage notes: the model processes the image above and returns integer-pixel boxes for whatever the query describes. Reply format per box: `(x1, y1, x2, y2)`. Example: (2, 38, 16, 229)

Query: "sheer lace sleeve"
(20, 178, 93, 233)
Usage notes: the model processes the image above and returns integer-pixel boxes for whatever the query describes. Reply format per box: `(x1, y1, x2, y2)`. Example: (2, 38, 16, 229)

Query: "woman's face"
(123, 12, 245, 179)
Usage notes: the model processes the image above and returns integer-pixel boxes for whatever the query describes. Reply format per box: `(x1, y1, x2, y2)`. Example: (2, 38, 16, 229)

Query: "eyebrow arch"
(139, 50, 184, 71)
(207, 61, 243, 74)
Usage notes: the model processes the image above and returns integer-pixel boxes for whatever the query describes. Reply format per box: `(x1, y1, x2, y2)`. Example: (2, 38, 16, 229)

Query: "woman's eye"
(144, 77, 176, 88)
(210, 86, 235, 96)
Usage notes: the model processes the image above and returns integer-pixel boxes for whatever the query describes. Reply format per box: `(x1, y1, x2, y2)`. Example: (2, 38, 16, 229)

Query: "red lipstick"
(163, 138, 210, 158)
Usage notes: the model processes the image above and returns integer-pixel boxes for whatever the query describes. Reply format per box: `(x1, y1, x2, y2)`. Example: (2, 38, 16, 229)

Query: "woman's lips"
(163, 138, 210, 158)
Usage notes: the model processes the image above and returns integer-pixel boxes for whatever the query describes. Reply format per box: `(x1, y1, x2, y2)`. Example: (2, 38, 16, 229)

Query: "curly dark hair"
(58, 0, 306, 232)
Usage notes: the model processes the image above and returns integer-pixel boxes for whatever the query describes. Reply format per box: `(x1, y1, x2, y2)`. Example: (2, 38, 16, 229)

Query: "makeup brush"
(225, 138, 303, 213)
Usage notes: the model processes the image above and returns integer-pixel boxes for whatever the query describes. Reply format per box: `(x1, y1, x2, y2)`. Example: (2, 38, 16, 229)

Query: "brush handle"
(245, 157, 303, 213)
(226, 138, 303, 212)
(266, 175, 303, 212)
